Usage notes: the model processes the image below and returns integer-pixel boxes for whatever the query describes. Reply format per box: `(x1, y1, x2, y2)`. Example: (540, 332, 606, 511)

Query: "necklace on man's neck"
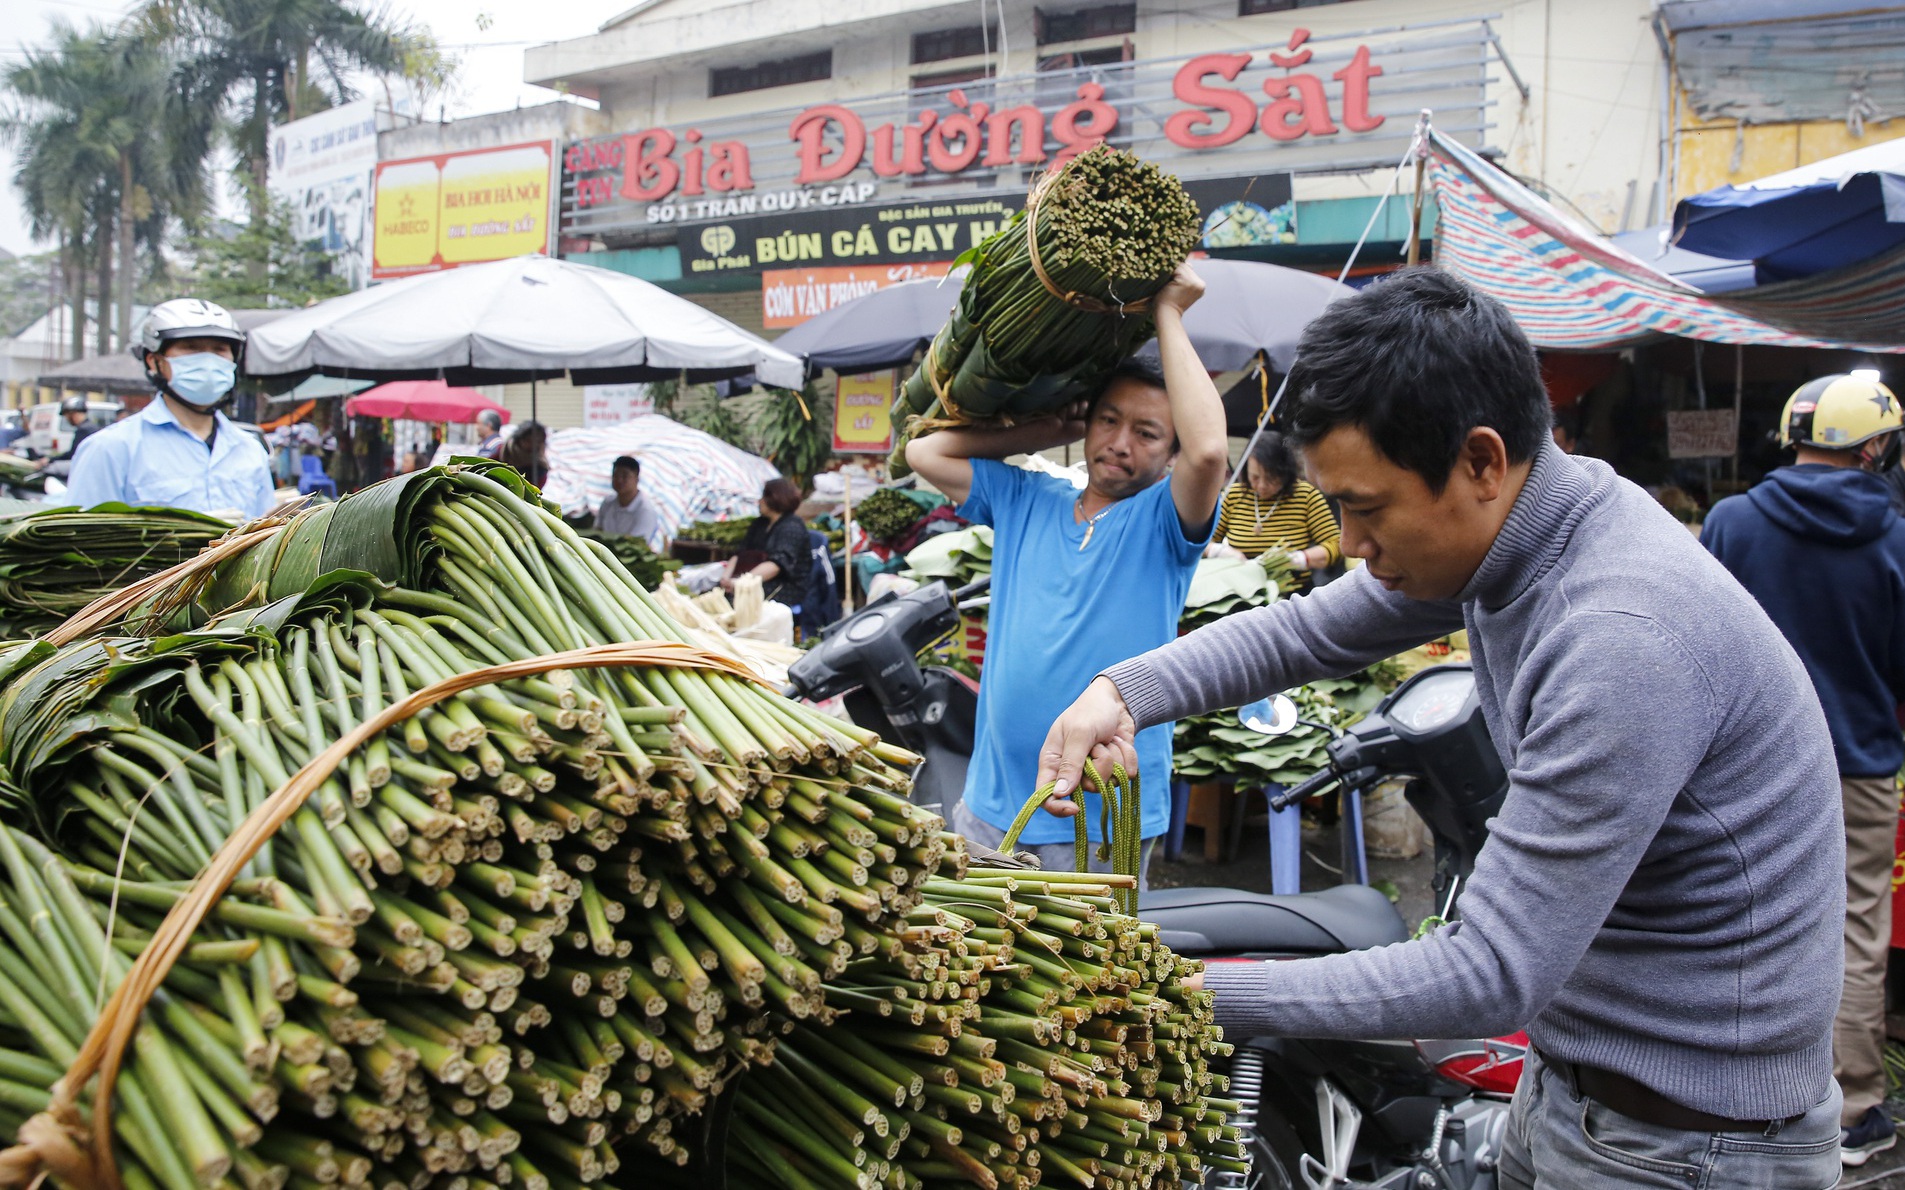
(1075, 493, 1115, 551)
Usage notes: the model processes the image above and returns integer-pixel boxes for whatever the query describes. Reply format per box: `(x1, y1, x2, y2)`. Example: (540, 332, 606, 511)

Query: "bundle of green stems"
(0, 465, 1242, 1190)
(724, 870, 1244, 1190)
(890, 146, 1201, 474)
(0, 468, 945, 1187)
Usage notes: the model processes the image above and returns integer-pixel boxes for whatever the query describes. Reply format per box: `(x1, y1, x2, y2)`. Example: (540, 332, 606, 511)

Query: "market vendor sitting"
(64, 297, 274, 520)
(596, 455, 662, 548)
(904, 264, 1226, 885)
(1210, 429, 1342, 591)
(723, 477, 809, 609)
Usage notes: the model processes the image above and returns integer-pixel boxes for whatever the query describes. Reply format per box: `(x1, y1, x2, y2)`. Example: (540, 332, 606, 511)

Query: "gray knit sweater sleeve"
(1193, 612, 1719, 1044)
(1101, 569, 1464, 729)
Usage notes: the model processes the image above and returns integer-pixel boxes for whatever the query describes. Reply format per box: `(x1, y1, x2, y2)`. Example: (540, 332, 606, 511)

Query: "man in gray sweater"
(1035, 269, 1846, 1186)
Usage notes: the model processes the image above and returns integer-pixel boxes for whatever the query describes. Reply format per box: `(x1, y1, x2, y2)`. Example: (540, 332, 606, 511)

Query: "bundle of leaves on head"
(890, 146, 1200, 475)
(0, 504, 229, 638)
(0, 462, 1242, 1190)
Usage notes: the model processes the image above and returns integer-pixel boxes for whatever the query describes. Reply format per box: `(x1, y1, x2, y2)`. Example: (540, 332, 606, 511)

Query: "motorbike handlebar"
(951, 575, 993, 600)
(1269, 768, 1339, 812)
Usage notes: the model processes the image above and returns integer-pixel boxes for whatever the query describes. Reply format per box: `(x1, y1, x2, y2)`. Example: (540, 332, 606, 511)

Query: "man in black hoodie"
(1705, 371, 1905, 1167)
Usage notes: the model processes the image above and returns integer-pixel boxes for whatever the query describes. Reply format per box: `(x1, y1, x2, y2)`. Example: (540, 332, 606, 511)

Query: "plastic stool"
(1340, 784, 1369, 885)
(1166, 779, 1190, 860)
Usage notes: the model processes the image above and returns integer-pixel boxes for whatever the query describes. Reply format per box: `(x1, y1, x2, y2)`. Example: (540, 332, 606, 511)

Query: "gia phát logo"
(700, 225, 738, 256)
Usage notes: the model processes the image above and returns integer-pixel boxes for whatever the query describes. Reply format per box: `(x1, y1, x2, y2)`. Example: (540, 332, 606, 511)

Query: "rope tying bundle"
(998, 760, 1142, 914)
(1023, 172, 1153, 318)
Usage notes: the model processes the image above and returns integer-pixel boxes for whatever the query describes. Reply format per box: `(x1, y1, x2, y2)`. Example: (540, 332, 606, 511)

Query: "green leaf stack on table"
(0, 505, 229, 638)
(889, 146, 1200, 476)
(0, 462, 1239, 1190)
(1172, 559, 1400, 786)
(673, 519, 751, 550)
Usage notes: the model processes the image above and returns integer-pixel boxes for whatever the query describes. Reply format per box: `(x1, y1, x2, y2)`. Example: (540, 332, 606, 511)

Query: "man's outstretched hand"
(1034, 676, 1140, 818)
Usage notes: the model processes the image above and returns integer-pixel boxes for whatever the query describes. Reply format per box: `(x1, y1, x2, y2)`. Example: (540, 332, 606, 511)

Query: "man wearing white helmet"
(64, 298, 275, 519)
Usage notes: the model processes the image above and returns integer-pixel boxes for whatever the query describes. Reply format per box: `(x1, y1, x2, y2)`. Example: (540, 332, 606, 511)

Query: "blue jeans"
(1498, 1051, 1841, 1189)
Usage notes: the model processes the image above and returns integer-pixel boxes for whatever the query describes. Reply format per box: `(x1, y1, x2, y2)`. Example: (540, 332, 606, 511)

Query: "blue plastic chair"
(297, 454, 338, 498)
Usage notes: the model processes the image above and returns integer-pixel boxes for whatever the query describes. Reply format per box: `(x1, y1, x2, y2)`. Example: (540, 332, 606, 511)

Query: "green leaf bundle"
(0, 504, 228, 638)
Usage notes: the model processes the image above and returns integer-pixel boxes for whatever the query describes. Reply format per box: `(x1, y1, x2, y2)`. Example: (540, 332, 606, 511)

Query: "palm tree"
(3, 24, 210, 358)
(141, 0, 435, 234)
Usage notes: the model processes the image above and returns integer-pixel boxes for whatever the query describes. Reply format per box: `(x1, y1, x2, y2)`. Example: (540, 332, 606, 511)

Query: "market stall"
(538, 413, 779, 546)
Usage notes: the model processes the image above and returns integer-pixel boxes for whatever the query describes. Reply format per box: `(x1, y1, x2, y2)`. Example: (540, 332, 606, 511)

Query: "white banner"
(583, 384, 655, 426)
(269, 101, 380, 290)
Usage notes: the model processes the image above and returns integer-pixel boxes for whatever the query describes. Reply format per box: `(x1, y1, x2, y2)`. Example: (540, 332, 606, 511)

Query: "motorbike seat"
(1139, 884, 1409, 956)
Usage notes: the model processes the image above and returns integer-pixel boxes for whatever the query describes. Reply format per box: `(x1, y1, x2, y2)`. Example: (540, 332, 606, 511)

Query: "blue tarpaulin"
(1673, 138, 1905, 282)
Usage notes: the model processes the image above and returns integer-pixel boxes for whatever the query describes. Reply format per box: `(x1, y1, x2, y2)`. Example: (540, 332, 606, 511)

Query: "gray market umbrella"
(771, 258, 1351, 380)
(773, 273, 966, 379)
(1130, 257, 1354, 372)
(245, 254, 805, 391)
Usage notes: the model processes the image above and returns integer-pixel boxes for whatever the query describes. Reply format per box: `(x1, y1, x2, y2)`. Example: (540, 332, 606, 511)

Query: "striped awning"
(1426, 130, 1905, 353)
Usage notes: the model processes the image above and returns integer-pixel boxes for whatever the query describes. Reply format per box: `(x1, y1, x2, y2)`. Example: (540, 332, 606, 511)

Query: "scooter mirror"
(1238, 695, 1300, 736)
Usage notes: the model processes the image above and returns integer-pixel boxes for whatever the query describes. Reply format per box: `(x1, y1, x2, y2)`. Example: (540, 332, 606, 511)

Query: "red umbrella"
(345, 380, 511, 424)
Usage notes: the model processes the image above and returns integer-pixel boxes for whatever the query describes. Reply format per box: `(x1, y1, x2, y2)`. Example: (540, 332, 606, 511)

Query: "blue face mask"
(165, 353, 236, 408)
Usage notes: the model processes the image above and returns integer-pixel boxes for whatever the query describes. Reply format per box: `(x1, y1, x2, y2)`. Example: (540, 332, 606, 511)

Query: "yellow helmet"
(1779, 373, 1902, 449)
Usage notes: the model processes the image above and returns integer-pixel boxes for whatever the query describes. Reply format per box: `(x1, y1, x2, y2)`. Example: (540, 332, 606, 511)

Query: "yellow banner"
(373, 141, 554, 278)
(834, 369, 895, 454)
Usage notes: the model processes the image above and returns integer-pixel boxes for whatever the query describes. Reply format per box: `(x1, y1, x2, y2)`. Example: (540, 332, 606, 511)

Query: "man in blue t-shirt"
(905, 266, 1227, 883)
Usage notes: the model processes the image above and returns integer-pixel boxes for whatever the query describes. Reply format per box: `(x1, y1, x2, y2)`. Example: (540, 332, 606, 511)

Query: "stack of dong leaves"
(0, 462, 1242, 1190)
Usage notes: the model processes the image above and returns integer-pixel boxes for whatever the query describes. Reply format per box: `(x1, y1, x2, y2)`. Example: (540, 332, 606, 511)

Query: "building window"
(1037, 42, 1130, 72)
(1239, 0, 1351, 12)
(912, 65, 995, 91)
(709, 50, 831, 98)
(1035, 4, 1136, 45)
(913, 26, 989, 64)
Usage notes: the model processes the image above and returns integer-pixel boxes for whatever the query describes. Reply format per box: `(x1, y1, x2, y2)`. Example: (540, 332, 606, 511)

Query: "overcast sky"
(0, 0, 626, 258)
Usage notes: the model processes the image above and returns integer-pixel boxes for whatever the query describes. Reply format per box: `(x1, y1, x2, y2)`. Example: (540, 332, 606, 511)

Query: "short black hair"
(761, 477, 802, 517)
(1284, 267, 1548, 493)
(1247, 430, 1299, 495)
(1088, 354, 1177, 450)
(612, 455, 640, 477)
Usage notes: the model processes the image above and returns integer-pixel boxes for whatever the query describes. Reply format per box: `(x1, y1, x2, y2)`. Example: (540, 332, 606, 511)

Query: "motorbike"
(782, 575, 989, 816)
(786, 587, 1526, 1190)
(1149, 667, 1522, 1190)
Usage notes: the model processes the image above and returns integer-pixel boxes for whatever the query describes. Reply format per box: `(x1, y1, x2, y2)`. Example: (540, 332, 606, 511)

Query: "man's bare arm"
(903, 405, 1088, 505)
(1153, 266, 1229, 538)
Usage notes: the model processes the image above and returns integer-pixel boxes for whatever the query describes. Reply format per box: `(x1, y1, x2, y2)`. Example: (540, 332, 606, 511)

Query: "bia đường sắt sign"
(561, 18, 1498, 241)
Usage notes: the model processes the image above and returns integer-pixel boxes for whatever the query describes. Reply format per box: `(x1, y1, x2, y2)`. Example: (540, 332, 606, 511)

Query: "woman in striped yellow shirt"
(1211, 431, 1341, 590)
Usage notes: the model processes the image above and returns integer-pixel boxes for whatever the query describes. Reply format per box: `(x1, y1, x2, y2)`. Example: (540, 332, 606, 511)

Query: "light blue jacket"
(62, 397, 275, 519)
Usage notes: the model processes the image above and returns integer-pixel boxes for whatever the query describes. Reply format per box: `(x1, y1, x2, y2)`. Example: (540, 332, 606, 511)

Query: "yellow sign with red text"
(762, 263, 954, 328)
(834, 369, 896, 454)
(372, 141, 555, 279)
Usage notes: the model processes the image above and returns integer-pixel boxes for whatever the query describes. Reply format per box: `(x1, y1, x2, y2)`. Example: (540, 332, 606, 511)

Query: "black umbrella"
(770, 258, 1351, 381)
